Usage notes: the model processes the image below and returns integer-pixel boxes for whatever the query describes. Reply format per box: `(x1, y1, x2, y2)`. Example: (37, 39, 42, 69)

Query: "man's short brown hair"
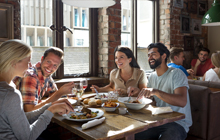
(169, 47, 184, 61)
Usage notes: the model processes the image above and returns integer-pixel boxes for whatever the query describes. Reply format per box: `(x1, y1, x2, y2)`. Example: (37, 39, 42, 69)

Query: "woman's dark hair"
(114, 46, 140, 68)
(147, 43, 170, 63)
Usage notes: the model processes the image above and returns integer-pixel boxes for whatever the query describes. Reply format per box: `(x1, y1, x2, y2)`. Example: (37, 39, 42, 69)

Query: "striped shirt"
(13, 62, 57, 105)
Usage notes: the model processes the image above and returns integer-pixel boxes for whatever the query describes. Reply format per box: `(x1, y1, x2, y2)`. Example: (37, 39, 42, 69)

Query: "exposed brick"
(109, 35, 115, 41)
(99, 47, 108, 54)
(109, 22, 115, 28)
(103, 15, 109, 22)
(98, 16, 103, 22)
(109, 15, 121, 22)
(114, 9, 121, 16)
(103, 41, 109, 47)
(103, 54, 109, 61)
(108, 61, 115, 68)
(165, 9, 170, 14)
(103, 28, 109, 35)
(107, 8, 115, 15)
(115, 22, 121, 29)
(109, 42, 120, 48)
(109, 54, 115, 61)
(99, 54, 103, 61)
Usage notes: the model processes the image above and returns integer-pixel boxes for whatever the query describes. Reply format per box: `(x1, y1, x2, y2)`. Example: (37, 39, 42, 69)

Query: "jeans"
(135, 122, 187, 140)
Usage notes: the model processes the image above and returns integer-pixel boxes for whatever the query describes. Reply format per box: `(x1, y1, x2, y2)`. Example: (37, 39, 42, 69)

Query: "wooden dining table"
(51, 94, 185, 140)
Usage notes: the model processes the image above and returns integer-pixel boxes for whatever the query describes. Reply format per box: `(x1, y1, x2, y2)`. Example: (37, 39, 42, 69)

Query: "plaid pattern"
(13, 62, 57, 105)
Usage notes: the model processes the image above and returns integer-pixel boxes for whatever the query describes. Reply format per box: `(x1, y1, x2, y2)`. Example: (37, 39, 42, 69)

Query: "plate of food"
(63, 108, 104, 122)
(118, 97, 152, 110)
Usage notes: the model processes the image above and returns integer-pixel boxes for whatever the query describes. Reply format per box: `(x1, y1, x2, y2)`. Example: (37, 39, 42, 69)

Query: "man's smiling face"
(40, 52, 61, 77)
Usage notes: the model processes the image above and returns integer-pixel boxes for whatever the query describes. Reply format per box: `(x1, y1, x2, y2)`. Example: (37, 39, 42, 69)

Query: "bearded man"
(191, 47, 214, 76)
(128, 43, 192, 140)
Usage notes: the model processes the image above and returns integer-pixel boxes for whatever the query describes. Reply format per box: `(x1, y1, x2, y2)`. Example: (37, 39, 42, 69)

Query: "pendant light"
(202, 0, 220, 26)
(62, 0, 116, 8)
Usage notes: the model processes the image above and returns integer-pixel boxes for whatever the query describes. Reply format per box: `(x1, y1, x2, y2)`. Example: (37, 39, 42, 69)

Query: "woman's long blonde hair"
(0, 39, 32, 74)
(211, 51, 220, 79)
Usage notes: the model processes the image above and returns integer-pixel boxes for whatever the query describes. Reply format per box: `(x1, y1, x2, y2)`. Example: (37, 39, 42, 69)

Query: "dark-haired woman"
(91, 46, 147, 96)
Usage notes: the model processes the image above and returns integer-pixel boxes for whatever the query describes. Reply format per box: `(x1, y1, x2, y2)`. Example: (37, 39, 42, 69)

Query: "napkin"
(151, 106, 173, 115)
(82, 117, 105, 130)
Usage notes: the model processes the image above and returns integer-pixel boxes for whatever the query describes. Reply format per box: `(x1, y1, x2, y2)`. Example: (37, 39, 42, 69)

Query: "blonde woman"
(90, 46, 147, 96)
(0, 40, 73, 140)
(203, 51, 220, 82)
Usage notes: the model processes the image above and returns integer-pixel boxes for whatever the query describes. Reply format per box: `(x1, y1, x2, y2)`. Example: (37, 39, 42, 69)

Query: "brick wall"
(160, 0, 208, 69)
(98, 0, 121, 78)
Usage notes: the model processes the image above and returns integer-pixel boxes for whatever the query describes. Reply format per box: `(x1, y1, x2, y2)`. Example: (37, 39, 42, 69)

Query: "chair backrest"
(188, 84, 211, 139)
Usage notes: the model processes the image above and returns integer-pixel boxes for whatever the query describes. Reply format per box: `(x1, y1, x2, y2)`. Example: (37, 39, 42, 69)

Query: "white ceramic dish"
(63, 108, 104, 122)
(101, 102, 119, 112)
(58, 98, 77, 104)
(118, 97, 152, 110)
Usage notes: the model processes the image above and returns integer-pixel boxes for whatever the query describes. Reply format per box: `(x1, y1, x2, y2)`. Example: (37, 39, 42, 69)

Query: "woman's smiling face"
(115, 51, 132, 69)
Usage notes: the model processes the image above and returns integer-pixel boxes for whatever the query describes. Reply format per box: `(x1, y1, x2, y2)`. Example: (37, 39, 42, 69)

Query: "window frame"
(124, 0, 159, 58)
(53, 0, 98, 79)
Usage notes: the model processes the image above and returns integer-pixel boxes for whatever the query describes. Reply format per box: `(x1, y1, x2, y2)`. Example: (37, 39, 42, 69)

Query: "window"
(121, 0, 159, 71)
(21, 0, 98, 78)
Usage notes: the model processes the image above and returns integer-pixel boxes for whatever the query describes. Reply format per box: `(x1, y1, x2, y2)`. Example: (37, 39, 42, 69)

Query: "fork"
(94, 88, 100, 98)
(127, 87, 132, 103)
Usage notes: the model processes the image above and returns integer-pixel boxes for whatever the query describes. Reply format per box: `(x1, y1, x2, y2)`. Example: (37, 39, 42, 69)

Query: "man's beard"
(199, 58, 206, 63)
(149, 57, 162, 69)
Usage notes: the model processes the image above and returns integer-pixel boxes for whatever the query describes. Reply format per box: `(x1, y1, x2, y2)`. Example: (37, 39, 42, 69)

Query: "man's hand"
(127, 86, 140, 97)
(195, 59, 201, 67)
(187, 69, 194, 75)
(137, 88, 156, 99)
(57, 82, 75, 96)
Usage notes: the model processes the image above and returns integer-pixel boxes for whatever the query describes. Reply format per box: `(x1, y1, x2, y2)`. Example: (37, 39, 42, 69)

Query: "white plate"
(58, 98, 77, 104)
(62, 108, 104, 122)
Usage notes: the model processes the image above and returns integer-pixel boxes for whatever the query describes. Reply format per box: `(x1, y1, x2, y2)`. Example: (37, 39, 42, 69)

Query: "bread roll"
(95, 99, 102, 105)
(88, 100, 97, 106)
(83, 99, 90, 104)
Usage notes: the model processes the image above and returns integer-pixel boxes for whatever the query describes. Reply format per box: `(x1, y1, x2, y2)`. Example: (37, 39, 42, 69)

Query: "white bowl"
(118, 97, 152, 110)
(101, 102, 119, 112)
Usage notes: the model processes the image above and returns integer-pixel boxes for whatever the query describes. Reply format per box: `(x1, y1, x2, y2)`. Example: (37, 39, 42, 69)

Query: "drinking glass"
(80, 78, 88, 94)
(74, 83, 83, 99)
(108, 91, 118, 102)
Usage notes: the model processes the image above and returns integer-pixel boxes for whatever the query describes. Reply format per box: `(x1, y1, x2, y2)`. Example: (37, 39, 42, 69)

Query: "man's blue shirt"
(167, 63, 189, 77)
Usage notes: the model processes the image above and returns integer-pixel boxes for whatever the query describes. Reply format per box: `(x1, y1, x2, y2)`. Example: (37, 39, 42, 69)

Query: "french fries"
(104, 101, 117, 107)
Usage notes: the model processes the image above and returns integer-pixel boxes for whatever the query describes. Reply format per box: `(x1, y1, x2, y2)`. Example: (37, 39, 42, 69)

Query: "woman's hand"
(127, 86, 140, 97)
(48, 99, 74, 115)
(115, 88, 127, 96)
(90, 85, 100, 93)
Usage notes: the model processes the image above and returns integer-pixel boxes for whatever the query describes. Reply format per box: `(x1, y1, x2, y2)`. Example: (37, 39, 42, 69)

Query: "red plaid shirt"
(13, 62, 57, 105)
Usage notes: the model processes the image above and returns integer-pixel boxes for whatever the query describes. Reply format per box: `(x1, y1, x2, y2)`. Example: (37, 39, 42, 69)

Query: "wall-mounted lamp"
(62, 0, 116, 8)
(202, 0, 220, 26)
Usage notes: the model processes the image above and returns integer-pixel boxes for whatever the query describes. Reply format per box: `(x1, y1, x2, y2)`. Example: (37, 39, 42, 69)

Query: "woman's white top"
(205, 68, 220, 82)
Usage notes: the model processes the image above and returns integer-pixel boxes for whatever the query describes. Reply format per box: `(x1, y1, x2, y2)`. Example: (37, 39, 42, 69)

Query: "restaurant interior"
(0, 0, 220, 140)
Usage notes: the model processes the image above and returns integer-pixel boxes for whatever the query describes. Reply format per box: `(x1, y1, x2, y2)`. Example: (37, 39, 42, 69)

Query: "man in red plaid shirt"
(13, 47, 75, 112)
